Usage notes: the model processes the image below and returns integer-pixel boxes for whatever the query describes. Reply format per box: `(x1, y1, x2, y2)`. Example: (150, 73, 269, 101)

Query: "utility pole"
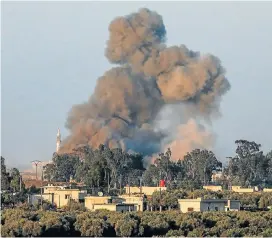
(204, 167, 206, 186)
(227, 157, 232, 191)
(19, 171, 25, 192)
(159, 186, 162, 212)
(41, 166, 44, 210)
(31, 160, 42, 180)
(139, 177, 143, 196)
(159, 171, 162, 212)
(20, 175, 22, 192)
(107, 171, 110, 194)
(128, 177, 131, 197)
(119, 175, 122, 195)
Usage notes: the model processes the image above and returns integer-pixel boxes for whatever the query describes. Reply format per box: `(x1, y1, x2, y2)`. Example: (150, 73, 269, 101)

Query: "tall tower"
(56, 128, 61, 153)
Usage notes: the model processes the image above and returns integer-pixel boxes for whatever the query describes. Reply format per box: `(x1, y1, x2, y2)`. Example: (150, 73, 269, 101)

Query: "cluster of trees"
(1, 157, 27, 207)
(2, 206, 272, 237)
(44, 145, 145, 190)
(1, 157, 24, 192)
(224, 140, 272, 187)
(43, 140, 272, 191)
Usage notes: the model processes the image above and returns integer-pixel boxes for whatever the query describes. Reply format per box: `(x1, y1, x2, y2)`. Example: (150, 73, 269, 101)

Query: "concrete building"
(178, 198, 240, 213)
(203, 185, 222, 192)
(124, 186, 167, 196)
(84, 196, 136, 212)
(85, 196, 113, 210)
(30, 185, 87, 208)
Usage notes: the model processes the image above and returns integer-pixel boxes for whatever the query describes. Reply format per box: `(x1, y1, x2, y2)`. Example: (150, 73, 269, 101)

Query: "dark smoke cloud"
(60, 8, 230, 162)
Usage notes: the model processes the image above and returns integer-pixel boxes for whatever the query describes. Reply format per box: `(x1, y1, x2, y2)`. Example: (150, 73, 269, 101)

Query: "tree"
(266, 150, 272, 184)
(143, 149, 184, 187)
(142, 164, 160, 186)
(10, 168, 22, 192)
(43, 163, 56, 182)
(225, 140, 267, 186)
(1, 157, 10, 190)
(44, 153, 80, 182)
(183, 149, 222, 186)
(74, 145, 145, 192)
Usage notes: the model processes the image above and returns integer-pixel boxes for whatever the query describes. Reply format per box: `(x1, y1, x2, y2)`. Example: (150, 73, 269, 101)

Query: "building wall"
(30, 194, 52, 205)
(232, 186, 254, 193)
(51, 189, 87, 207)
(120, 195, 144, 211)
(229, 200, 240, 210)
(125, 186, 167, 196)
(203, 185, 222, 192)
(43, 186, 67, 194)
(178, 198, 241, 213)
(178, 198, 202, 213)
(85, 196, 111, 210)
(31, 189, 87, 208)
(200, 201, 226, 211)
(92, 204, 135, 212)
(116, 204, 135, 212)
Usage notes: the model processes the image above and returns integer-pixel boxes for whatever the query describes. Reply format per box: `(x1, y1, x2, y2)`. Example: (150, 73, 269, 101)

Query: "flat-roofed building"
(84, 196, 136, 212)
(178, 198, 240, 213)
(30, 187, 88, 208)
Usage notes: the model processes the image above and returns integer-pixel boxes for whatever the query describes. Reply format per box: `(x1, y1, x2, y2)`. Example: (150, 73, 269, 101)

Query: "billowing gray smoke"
(61, 8, 230, 162)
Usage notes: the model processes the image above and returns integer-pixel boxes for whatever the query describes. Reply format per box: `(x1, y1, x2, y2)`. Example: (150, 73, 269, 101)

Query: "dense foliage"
(1, 157, 28, 208)
(1, 207, 272, 237)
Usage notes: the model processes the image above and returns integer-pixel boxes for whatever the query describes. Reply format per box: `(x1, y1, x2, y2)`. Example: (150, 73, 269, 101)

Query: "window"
(65, 195, 70, 199)
(215, 207, 218, 211)
(188, 207, 194, 212)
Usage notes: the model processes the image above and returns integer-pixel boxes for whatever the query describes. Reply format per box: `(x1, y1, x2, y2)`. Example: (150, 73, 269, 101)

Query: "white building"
(178, 198, 240, 213)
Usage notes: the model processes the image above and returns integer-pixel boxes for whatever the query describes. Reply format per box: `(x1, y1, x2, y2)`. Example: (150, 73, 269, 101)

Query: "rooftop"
(178, 198, 240, 203)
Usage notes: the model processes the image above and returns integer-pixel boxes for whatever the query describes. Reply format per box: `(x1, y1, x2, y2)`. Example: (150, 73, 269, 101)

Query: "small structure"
(124, 186, 167, 196)
(178, 198, 240, 213)
(203, 185, 222, 192)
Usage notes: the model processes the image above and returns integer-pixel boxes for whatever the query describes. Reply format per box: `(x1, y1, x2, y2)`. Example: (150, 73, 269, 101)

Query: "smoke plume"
(60, 8, 230, 163)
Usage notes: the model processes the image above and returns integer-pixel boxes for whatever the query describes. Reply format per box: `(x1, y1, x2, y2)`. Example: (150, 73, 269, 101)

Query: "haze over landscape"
(2, 2, 272, 170)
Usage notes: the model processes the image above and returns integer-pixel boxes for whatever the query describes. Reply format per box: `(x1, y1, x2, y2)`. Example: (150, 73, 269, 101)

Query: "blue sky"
(2, 2, 272, 170)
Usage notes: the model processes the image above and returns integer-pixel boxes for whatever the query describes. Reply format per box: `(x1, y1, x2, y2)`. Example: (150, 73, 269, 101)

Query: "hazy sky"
(2, 1, 272, 170)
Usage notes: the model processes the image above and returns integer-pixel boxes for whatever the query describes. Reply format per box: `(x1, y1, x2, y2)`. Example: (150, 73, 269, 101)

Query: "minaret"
(56, 128, 61, 153)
